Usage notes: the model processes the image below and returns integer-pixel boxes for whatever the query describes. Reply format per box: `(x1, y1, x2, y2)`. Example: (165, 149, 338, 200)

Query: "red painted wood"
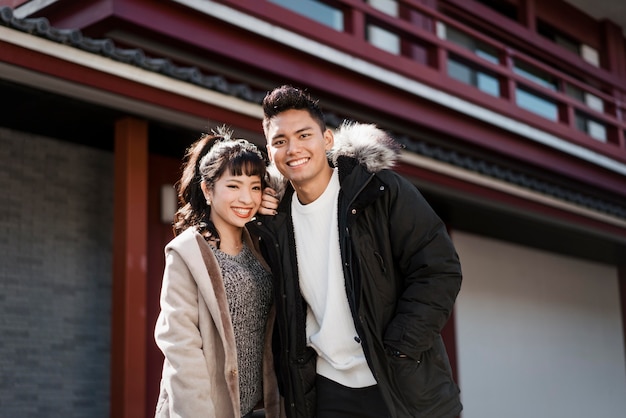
(23, 0, 626, 166)
(0, 0, 30, 7)
(25, 0, 115, 29)
(0, 37, 261, 132)
(601, 20, 626, 81)
(3, 31, 625, 200)
(100, 2, 626, 163)
(4, 4, 626, 416)
(535, 0, 600, 48)
(441, 0, 621, 86)
(395, 162, 626, 241)
(111, 118, 149, 418)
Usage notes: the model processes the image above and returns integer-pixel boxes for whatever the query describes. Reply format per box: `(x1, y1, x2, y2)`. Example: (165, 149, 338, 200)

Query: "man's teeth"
(288, 158, 308, 167)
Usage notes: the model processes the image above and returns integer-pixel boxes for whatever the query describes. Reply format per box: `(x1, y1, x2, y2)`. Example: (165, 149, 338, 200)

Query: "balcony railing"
(227, 0, 626, 160)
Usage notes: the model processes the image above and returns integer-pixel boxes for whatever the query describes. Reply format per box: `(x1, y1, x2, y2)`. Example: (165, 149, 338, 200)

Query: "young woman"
(154, 128, 282, 418)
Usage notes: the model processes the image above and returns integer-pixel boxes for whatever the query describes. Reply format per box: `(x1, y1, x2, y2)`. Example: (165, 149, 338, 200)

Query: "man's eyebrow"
(296, 126, 313, 134)
(270, 132, 286, 141)
(270, 126, 313, 141)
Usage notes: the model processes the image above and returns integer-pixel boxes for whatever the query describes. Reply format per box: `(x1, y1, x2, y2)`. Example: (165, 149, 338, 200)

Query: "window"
(575, 112, 607, 142)
(580, 45, 600, 67)
(513, 60, 557, 91)
(366, 0, 398, 16)
(448, 56, 500, 97)
(537, 20, 600, 67)
(366, 0, 400, 54)
(438, 24, 500, 96)
(565, 84, 604, 113)
(516, 87, 559, 121)
(268, 0, 344, 30)
(538, 20, 579, 55)
(438, 23, 499, 64)
(367, 25, 400, 54)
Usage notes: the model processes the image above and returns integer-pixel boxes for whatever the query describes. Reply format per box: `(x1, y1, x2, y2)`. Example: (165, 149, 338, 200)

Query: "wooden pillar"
(601, 20, 626, 80)
(519, 0, 536, 32)
(111, 117, 148, 418)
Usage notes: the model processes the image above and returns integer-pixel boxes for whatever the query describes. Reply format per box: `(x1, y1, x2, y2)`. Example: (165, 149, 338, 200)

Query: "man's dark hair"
(262, 85, 326, 134)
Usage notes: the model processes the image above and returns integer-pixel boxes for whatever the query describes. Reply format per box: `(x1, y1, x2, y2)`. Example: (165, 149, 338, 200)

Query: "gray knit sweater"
(211, 243, 273, 416)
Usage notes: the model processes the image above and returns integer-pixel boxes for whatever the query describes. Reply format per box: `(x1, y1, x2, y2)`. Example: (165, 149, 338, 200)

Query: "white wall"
(453, 231, 626, 418)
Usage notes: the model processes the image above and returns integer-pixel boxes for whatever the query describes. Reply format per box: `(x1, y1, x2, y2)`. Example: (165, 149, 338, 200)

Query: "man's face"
(265, 109, 334, 201)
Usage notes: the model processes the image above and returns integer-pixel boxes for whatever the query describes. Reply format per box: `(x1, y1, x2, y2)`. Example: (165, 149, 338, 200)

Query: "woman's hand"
(258, 187, 279, 216)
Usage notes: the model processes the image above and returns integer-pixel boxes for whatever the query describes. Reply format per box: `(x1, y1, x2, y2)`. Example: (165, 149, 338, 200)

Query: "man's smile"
(287, 157, 309, 167)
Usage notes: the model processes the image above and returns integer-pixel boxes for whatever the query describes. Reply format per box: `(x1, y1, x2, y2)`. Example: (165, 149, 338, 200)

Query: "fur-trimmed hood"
(265, 121, 401, 200)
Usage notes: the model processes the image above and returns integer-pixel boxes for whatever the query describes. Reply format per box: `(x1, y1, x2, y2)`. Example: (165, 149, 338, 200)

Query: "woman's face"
(206, 170, 263, 232)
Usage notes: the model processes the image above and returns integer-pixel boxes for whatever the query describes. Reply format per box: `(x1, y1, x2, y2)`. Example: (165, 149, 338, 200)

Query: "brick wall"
(0, 127, 113, 418)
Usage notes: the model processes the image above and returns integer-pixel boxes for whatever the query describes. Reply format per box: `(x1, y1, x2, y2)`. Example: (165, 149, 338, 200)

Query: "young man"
(252, 85, 463, 418)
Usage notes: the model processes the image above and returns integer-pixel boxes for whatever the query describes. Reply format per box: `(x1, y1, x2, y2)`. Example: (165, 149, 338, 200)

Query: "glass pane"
(445, 26, 498, 64)
(555, 34, 579, 55)
(516, 88, 558, 121)
(476, 47, 499, 64)
(581, 45, 600, 67)
(448, 59, 473, 85)
(584, 93, 604, 113)
(566, 85, 604, 113)
(268, 0, 344, 30)
(449, 58, 500, 97)
(514, 61, 557, 91)
(575, 112, 587, 132)
(366, 0, 398, 16)
(477, 73, 500, 97)
(565, 84, 585, 102)
(576, 111, 607, 142)
(587, 120, 607, 142)
(446, 26, 474, 49)
(367, 25, 400, 54)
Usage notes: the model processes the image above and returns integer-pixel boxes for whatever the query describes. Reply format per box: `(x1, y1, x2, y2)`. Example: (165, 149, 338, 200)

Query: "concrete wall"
(0, 127, 113, 418)
(453, 230, 626, 418)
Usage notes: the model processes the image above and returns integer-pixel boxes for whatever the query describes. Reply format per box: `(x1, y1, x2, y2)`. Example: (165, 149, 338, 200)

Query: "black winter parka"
(249, 123, 463, 418)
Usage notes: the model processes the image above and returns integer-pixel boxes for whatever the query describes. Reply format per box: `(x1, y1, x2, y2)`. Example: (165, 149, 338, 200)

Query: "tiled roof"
(1, 6, 624, 221)
(397, 136, 626, 219)
(0, 6, 266, 103)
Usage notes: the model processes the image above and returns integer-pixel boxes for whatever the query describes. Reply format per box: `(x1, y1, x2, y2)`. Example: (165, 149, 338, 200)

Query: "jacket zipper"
(341, 172, 378, 380)
(252, 221, 298, 417)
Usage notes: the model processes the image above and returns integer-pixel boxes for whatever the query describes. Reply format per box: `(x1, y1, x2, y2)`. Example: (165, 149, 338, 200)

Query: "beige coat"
(154, 227, 283, 418)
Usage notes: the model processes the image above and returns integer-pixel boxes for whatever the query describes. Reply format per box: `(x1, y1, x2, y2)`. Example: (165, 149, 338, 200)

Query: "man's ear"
(324, 129, 334, 151)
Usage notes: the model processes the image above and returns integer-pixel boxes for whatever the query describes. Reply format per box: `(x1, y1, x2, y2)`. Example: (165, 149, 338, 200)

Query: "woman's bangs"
(227, 153, 265, 178)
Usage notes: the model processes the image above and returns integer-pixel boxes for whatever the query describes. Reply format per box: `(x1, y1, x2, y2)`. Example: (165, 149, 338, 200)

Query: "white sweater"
(291, 169, 376, 388)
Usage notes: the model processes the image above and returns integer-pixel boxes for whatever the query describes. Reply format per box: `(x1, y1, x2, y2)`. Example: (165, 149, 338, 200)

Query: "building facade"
(0, 1, 625, 417)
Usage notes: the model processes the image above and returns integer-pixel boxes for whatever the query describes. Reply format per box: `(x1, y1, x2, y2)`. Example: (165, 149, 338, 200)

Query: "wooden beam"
(111, 117, 148, 418)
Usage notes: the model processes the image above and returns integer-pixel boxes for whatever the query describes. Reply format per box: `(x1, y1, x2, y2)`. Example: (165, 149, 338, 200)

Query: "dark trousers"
(316, 375, 391, 418)
(242, 410, 265, 418)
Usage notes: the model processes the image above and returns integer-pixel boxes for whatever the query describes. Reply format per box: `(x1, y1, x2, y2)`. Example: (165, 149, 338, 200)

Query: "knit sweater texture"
(211, 244, 273, 415)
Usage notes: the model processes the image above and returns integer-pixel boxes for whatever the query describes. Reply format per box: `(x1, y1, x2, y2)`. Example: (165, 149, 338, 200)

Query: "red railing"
(224, 0, 626, 160)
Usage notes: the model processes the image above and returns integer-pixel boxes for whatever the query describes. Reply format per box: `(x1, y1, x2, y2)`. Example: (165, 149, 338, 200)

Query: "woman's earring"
(206, 198, 211, 206)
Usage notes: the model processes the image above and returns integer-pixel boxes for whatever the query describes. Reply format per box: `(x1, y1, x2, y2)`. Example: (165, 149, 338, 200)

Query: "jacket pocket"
(387, 345, 457, 416)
